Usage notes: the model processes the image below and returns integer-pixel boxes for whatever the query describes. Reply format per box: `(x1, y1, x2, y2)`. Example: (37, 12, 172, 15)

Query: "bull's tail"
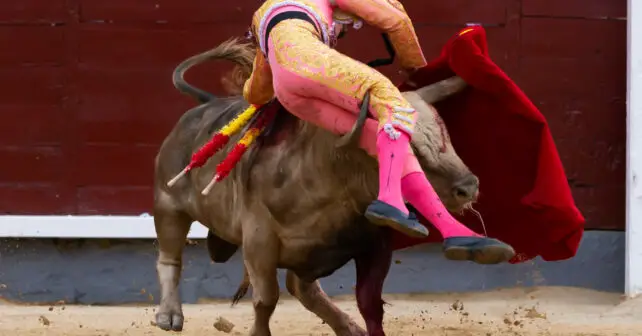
(172, 37, 257, 104)
(231, 266, 251, 306)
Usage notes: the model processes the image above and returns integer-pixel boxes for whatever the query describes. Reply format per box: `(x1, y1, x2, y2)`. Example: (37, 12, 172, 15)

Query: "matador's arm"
(332, 0, 427, 70)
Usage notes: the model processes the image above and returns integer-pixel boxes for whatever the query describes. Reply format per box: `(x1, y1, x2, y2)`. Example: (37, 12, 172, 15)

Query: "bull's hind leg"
(154, 208, 192, 331)
(243, 223, 280, 336)
(286, 271, 366, 336)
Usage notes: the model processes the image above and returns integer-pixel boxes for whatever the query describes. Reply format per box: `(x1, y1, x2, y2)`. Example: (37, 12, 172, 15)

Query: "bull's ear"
(415, 76, 467, 104)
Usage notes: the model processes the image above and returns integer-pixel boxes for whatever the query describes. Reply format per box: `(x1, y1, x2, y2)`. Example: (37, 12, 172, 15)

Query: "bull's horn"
(415, 76, 467, 104)
(336, 91, 371, 148)
(201, 175, 219, 195)
(167, 168, 188, 187)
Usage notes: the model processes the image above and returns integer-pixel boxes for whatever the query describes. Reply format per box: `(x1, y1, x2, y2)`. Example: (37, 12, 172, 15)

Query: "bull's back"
(156, 98, 247, 173)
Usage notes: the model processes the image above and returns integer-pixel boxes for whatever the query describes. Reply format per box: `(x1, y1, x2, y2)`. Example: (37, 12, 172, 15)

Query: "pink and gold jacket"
(243, 0, 428, 105)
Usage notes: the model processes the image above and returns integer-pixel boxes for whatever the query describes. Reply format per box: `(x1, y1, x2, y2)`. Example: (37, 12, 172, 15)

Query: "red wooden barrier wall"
(0, 1, 626, 230)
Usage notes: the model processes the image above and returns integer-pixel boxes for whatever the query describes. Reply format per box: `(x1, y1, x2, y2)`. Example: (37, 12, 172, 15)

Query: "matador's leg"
(268, 19, 427, 238)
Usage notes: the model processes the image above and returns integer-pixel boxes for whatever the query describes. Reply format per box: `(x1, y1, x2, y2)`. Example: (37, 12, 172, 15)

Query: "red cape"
(393, 26, 586, 263)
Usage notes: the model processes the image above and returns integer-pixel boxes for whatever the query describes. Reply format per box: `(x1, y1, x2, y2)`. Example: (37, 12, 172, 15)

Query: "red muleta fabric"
(393, 26, 586, 263)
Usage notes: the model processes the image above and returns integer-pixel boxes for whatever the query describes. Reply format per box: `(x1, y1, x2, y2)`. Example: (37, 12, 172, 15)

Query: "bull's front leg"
(286, 271, 366, 336)
(154, 208, 192, 331)
(242, 220, 280, 336)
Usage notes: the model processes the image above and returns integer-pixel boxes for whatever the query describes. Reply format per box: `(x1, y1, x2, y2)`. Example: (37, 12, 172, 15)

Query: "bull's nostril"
(452, 174, 479, 201)
(455, 187, 470, 199)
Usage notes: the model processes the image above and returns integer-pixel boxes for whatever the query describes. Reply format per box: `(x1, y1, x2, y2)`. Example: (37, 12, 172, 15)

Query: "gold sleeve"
(334, 0, 427, 70)
(242, 48, 275, 105)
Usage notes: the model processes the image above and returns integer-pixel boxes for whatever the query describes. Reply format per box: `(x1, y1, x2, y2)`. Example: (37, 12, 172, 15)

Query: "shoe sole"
(365, 212, 429, 238)
(443, 245, 516, 265)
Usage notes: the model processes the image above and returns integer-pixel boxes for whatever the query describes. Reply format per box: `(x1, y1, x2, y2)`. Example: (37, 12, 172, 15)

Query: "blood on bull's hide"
(153, 38, 477, 336)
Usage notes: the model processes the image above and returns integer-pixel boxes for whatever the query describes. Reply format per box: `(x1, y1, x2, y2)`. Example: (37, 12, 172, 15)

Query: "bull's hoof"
(442, 237, 515, 264)
(329, 322, 367, 336)
(155, 312, 184, 331)
(347, 323, 367, 336)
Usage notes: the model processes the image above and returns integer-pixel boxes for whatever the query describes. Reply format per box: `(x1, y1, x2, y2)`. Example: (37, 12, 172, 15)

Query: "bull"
(153, 38, 480, 336)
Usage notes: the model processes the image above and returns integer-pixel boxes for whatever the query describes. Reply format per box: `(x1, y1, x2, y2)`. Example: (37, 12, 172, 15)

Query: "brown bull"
(154, 38, 478, 336)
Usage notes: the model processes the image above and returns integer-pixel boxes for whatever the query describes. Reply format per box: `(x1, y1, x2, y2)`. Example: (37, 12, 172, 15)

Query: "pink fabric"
(376, 131, 410, 214)
(268, 40, 422, 177)
(401, 172, 480, 238)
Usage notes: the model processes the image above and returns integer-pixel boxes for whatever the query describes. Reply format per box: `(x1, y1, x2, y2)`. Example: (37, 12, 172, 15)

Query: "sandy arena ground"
(1, 287, 641, 336)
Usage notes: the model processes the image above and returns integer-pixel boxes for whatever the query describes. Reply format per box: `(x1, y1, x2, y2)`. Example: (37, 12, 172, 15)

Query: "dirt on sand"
(1, 286, 641, 335)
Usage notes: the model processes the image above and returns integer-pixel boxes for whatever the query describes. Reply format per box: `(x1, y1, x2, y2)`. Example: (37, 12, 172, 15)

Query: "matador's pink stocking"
(401, 172, 480, 238)
(375, 130, 410, 215)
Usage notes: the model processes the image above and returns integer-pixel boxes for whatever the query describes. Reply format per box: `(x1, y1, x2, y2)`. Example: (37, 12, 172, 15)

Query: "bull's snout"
(452, 174, 480, 203)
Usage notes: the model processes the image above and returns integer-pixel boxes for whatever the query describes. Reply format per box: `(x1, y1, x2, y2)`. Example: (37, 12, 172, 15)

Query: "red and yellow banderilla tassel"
(166, 104, 260, 187)
(201, 104, 278, 195)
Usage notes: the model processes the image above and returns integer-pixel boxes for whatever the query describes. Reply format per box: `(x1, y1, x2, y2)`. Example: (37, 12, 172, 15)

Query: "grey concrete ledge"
(0, 231, 623, 305)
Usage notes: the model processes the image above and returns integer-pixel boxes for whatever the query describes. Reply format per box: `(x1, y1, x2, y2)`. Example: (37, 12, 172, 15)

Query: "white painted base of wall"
(0, 216, 209, 238)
